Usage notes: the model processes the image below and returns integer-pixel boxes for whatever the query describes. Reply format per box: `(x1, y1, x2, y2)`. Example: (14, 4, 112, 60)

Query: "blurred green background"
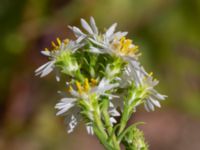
(0, 0, 200, 149)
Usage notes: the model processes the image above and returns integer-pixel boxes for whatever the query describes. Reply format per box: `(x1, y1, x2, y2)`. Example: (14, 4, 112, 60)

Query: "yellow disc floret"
(43, 37, 71, 53)
(119, 37, 139, 56)
(63, 39, 69, 45)
(91, 78, 98, 86)
(51, 37, 61, 50)
(83, 78, 90, 92)
(76, 81, 83, 94)
(112, 37, 139, 57)
(56, 37, 61, 46)
(71, 78, 99, 95)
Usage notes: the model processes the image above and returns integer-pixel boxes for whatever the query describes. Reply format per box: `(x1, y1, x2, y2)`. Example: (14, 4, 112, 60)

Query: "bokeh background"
(0, 0, 200, 149)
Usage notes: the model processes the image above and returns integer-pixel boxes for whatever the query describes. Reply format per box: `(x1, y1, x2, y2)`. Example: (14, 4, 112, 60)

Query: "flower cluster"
(36, 17, 166, 149)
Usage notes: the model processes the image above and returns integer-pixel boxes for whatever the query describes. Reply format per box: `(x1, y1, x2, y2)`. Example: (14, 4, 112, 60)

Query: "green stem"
(93, 109, 108, 139)
(90, 96, 121, 150)
(93, 127, 113, 150)
(102, 106, 120, 150)
(118, 88, 145, 137)
(118, 103, 129, 136)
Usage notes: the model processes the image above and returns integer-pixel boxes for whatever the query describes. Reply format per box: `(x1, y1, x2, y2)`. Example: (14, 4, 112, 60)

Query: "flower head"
(55, 77, 119, 133)
(69, 17, 128, 54)
(111, 37, 139, 58)
(140, 74, 167, 111)
(35, 38, 83, 80)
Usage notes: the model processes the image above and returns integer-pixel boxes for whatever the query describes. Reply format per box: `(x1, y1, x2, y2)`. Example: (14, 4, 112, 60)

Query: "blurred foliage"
(0, 0, 200, 149)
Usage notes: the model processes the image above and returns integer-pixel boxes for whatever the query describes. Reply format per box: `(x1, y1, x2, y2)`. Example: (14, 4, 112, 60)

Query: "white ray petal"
(109, 108, 120, 116)
(86, 125, 94, 135)
(72, 26, 85, 37)
(144, 103, 150, 112)
(81, 18, 93, 34)
(90, 46, 104, 53)
(35, 61, 52, 73)
(88, 38, 105, 47)
(76, 35, 86, 43)
(110, 117, 117, 124)
(149, 97, 161, 108)
(41, 50, 50, 56)
(110, 31, 128, 41)
(106, 23, 117, 38)
(146, 99, 155, 111)
(56, 103, 74, 116)
(90, 17, 98, 34)
(40, 62, 54, 77)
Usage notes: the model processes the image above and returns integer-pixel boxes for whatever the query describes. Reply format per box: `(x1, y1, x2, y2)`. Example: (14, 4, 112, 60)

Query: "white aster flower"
(140, 74, 167, 111)
(121, 63, 149, 88)
(68, 77, 119, 100)
(35, 39, 83, 80)
(69, 17, 127, 53)
(117, 66, 166, 112)
(55, 77, 119, 133)
(70, 17, 142, 62)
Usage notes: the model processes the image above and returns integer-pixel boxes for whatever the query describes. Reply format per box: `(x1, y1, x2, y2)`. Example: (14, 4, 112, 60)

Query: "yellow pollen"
(75, 81, 83, 94)
(45, 48, 49, 51)
(149, 72, 153, 76)
(91, 78, 98, 86)
(51, 41, 56, 47)
(132, 45, 139, 52)
(84, 78, 90, 92)
(64, 39, 69, 44)
(56, 37, 61, 46)
(120, 37, 126, 45)
(51, 41, 59, 49)
(118, 37, 139, 56)
(122, 39, 132, 51)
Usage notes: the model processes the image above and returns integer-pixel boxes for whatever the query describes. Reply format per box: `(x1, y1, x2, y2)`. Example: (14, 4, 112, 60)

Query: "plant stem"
(90, 96, 121, 150)
(118, 103, 129, 136)
(102, 104, 120, 150)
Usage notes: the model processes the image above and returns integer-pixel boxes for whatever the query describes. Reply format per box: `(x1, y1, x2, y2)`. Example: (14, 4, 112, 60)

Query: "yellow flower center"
(113, 37, 139, 57)
(51, 37, 61, 50)
(70, 78, 98, 95)
(44, 38, 69, 51)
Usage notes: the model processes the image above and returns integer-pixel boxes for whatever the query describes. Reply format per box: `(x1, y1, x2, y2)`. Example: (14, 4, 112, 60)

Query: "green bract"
(36, 17, 167, 150)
